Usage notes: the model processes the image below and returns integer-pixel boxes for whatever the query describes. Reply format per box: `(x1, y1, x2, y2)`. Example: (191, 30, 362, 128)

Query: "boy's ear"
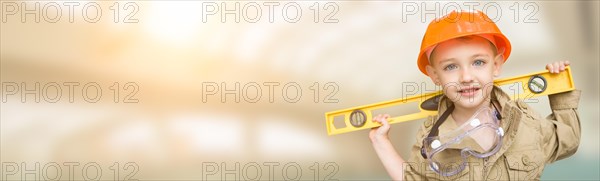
(426, 65, 440, 85)
(493, 54, 504, 77)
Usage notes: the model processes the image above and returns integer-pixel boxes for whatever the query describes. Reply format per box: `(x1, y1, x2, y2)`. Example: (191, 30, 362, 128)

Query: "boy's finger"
(372, 115, 380, 123)
(384, 114, 391, 119)
(565, 60, 571, 65)
(546, 64, 553, 72)
(379, 116, 390, 126)
(374, 115, 385, 123)
(554, 62, 561, 73)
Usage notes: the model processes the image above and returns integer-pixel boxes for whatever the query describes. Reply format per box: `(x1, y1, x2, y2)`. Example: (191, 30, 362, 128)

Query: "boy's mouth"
(458, 87, 481, 97)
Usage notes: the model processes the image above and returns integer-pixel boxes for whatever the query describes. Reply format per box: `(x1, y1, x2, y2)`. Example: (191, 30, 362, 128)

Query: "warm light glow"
(258, 117, 330, 157)
(169, 113, 243, 154)
(108, 118, 157, 149)
(144, 2, 204, 46)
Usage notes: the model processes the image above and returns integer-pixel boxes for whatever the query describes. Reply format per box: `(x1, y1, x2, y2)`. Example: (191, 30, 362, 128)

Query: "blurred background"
(1, 1, 598, 180)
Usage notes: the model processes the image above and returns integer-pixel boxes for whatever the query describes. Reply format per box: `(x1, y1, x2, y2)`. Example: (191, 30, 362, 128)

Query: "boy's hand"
(546, 61, 570, 74)
(369, 114, 391, 142)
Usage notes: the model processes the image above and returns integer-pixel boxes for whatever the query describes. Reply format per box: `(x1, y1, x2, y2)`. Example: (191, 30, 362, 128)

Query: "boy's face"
(426, 36, 503, 109)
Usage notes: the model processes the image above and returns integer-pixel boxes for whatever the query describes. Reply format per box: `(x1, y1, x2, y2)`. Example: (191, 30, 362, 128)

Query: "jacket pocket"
(504, 149, 544, 180)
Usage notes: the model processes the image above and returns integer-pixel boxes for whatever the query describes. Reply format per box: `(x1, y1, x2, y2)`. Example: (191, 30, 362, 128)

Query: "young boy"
(370, 10, 581, 180)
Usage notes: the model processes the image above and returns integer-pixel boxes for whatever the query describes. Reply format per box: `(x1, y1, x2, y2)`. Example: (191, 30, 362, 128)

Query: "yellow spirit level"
(325, 67, 575, 136)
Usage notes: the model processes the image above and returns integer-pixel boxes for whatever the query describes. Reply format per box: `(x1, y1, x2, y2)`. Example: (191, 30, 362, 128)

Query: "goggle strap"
(428, 105, 455, 138)
(421, 105, 454, 158)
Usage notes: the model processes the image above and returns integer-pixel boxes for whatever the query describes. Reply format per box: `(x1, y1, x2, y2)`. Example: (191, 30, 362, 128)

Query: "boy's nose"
(460, 68, 474, 83)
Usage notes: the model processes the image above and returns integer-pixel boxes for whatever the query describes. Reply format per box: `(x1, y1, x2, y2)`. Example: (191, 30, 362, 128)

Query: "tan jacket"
(404, 86, 582, 180)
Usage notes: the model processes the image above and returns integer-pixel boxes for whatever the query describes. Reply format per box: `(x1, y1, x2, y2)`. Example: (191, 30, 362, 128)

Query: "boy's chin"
(453, 97, 487, 109)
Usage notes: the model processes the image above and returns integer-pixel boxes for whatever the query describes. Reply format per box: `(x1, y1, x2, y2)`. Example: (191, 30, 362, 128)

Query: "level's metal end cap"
(420, 94, 443, 111)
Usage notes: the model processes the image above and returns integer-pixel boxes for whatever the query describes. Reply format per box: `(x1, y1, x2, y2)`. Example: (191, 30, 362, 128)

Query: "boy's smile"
(425, 35, 504, 113)
(457, 85, 481, 97)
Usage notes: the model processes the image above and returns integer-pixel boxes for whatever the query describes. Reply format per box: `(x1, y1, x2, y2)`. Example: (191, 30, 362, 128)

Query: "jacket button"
(522, 155, 531, 165)
(518, 101, 528, 110)
(425, 117, 433, 128)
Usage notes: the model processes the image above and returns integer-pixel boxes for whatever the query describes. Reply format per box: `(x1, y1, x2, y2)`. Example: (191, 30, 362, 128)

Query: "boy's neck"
(451, 103, 491, 125)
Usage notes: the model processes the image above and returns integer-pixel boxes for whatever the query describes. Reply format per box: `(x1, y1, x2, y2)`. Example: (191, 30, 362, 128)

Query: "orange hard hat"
(417, 10, 512, 75)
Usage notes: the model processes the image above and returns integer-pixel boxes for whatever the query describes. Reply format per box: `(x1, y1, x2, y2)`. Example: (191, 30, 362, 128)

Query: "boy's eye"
(444, 64, 457, 71)
(473, 59, 485, 66)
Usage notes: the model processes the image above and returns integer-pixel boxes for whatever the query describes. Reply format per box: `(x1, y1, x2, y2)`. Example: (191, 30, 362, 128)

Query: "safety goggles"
(420, 105, 504, 176)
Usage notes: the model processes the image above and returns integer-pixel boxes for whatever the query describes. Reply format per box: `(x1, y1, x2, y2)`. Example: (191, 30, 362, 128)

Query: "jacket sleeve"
(541, 90, 582, 163)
